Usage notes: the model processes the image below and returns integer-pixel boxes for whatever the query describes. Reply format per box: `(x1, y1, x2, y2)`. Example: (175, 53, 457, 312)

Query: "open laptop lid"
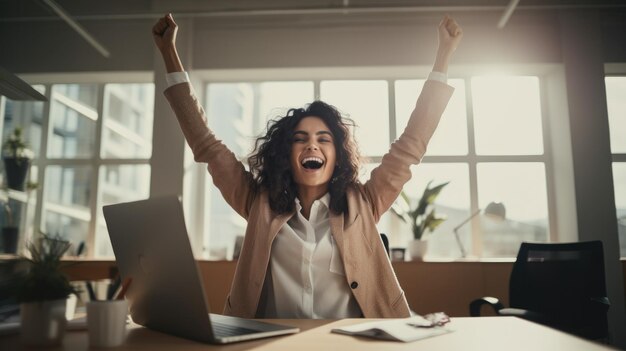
(103, 195, 214, 343)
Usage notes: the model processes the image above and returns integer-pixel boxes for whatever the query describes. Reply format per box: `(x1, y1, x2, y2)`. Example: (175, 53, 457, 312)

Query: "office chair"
(380, 233, 390, 258)
(469, 241, 610, 341)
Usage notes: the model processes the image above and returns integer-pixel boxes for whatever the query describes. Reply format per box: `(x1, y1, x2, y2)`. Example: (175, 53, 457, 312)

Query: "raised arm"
(433, 15, 463, 74)
(152, 14, 184, 73)
(363, 15, 462, 221)
(152, 14, 255, 219)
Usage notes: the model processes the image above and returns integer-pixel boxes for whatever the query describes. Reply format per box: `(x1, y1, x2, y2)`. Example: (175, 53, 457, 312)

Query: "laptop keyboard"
(212, 322, 261, 337)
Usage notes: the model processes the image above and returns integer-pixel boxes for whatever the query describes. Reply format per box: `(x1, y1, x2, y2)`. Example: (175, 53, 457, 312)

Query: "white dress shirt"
(260, 193, 362, 318)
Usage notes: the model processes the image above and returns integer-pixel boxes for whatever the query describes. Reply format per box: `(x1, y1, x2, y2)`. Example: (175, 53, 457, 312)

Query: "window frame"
(1, 72, 154, 257)
(604, 64, 626, 257)
(190, 64, 560, 258)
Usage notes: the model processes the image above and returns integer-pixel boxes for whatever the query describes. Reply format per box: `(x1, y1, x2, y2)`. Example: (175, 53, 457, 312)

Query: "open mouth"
(301, 156, 324, 170)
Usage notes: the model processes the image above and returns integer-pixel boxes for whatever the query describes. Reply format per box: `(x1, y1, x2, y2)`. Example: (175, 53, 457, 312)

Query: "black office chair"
(380, 233, 390, 258)
(469, 241, 610, 341)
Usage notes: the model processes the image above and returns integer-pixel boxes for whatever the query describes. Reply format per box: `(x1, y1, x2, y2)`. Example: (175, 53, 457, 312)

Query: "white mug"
(87, 300, 128, 348)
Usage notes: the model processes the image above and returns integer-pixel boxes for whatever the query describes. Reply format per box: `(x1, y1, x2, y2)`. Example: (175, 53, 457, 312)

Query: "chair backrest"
(509, 241, 609, 340)
(380, 233, 390, 257)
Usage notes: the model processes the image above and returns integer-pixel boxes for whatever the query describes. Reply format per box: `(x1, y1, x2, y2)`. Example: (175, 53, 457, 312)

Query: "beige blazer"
(164, 80, 453, 318)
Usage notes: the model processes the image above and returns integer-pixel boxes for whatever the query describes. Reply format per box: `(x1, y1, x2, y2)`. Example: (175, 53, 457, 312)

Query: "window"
(196, 71, 553, 259)
(202, 81, 314, 257)
(0, 79, 154, 257)
(605, 76, 626, 257)
(320, 80, 389, 156)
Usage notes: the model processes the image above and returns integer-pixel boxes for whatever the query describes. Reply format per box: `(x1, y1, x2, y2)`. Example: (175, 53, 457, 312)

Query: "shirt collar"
(294, 193, 331, 211)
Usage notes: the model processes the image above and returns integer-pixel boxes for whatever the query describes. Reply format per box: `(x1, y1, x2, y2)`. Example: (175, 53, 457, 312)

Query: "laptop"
(102, 195, 299, 344)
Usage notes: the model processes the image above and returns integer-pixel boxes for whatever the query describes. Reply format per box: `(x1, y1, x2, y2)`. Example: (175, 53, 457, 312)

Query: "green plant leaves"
(2, 127, 34, 160)
(391, 180, 450, 240)
(10, 233, 77, 303)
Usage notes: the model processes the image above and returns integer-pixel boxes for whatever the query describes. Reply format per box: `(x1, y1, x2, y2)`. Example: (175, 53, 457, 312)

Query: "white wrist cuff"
(165, 72, 190, 87)
(428, 71, 447, 83)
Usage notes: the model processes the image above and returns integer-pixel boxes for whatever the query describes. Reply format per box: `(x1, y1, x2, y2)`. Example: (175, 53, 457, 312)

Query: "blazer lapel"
(329, 212, 344, 249)
(266, 211, 294, 249)
(330, 211, 351, 270)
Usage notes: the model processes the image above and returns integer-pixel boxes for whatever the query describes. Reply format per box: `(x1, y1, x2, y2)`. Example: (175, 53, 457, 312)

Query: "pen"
(107, 276, 121, 301)
(113, 278, 132, 300)
(75, 241, 85, 257)
(85, 281, 97, 301)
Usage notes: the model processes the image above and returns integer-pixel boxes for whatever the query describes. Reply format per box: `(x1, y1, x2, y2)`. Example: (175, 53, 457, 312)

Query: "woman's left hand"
(438, 15, 463, 57)
(432, 15, 463, 73)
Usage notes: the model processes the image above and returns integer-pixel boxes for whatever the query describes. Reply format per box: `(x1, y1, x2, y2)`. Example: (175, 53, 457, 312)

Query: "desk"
(0, 317, 616, 350)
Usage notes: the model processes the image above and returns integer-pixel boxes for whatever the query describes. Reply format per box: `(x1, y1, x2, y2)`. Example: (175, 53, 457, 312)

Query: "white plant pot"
(408, 240, 429, 261)
(20, 299, 67, 346)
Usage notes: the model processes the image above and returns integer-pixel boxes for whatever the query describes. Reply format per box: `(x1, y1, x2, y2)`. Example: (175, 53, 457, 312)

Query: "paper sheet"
(331, 315, 453, 342)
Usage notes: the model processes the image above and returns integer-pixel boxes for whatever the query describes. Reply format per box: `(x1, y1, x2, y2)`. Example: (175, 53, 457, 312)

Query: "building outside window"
(196, 71, 552, 260)
(0, 78, 154, 257)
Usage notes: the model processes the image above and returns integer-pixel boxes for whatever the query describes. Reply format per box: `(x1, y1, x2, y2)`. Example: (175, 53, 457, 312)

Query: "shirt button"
(350, 281, 358, 289)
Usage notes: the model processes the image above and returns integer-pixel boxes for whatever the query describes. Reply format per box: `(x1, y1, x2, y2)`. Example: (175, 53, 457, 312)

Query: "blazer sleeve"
(363, 80, 454, 222)
(164, 83, 255, 219)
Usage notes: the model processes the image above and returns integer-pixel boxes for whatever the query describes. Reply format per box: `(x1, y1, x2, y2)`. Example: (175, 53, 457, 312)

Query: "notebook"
(103, 195, 299, 344)
(331, 315, 453, 342)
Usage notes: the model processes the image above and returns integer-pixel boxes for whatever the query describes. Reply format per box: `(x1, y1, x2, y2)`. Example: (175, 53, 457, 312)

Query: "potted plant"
(2, 127, 34, 191)
(392, 180, 449, 260)
(5, 233, 77, 346)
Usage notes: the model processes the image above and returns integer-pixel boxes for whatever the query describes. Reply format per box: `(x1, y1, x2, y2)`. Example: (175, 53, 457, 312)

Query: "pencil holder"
(87, 300, 128, 347)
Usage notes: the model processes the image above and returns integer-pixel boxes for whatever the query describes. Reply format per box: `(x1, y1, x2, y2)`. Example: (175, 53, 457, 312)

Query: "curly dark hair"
(248, 101, 361, 215)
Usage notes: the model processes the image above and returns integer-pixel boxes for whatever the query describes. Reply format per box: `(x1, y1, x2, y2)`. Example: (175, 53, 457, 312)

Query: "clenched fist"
(152, 13, 178, 53)
(438, 15, 463, 57)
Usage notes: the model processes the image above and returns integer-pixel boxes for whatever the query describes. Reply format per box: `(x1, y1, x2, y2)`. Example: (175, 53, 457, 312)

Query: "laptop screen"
(103, 195, 214, 343)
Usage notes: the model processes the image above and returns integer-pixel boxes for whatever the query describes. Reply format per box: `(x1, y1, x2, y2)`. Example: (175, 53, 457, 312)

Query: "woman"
(152, 14, 462, 319)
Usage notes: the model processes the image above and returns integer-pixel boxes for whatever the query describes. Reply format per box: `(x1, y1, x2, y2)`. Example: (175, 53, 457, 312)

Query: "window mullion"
(613, 154, 626, 162)
(465, 77, 481, 258)
(0, 97, 6, 140)
(32, 84, 53, 246)
(314, 80, 320, 101)
(540, 77, 558, 242)
(87, 84, 105, 257)
(388, 79, 396, 144)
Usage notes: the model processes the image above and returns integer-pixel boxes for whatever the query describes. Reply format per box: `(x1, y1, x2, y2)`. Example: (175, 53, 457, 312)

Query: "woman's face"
(289, 116, 337, 192)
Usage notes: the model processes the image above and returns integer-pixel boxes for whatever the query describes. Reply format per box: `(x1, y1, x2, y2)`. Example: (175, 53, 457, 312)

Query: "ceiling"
(2, 0, 625, 22)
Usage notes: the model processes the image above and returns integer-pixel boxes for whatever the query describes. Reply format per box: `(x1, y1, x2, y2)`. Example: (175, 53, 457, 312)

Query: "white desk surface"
(0, 316, 617, 350)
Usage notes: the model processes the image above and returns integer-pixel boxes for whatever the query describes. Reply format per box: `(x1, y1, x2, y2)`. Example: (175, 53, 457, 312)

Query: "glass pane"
(472, 76, 544, 155)
(605, 77, 626, 153)
(101, 83, 155, 159)
(359, 163, 470, 259)
(44, 213, 88, 253)
(320, 80, 389, 156)
(2, 85, 46, 158)
(52, 84, 98, 109)
(395, 79, 468, 155)
(48, 84, 98, 158)
(613, 163, 626, 257)
(43, 166, 92, 249)
(206, 82, 313, 157)
(204, 173, 247, 260)
(0, 196, 36, 254)
(477, 163, 549, 257)
(402, 163, 471, 258)
(95, 164, 151, 257)
(259, 81, 315, 126)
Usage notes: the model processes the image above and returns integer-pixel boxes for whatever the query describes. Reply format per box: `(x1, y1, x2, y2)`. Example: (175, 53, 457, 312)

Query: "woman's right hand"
(152, 13, 184, 73)
(152, 13, 178, 53)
